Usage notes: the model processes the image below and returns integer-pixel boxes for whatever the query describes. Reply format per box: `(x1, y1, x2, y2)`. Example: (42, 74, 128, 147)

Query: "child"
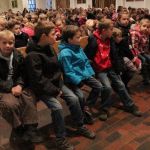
(0, 17, 7, 31)
(21, 22, 35, 38)
(85, 19, 142, 117)
(115, 11, 138, 91)
(55, 18, 64, 41)
(0, 30, 43, 143)
(112, 27, 141, 91)
(24, 22, 95, 150)
(7, 20, 29, 48)
(58, 25, 112, 121)
(115, 11, 131, 42)
(130, 18, 150, 84)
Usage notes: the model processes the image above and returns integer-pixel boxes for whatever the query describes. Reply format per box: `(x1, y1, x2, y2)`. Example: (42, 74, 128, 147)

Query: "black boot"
(10, 125, 26, 142)
(83, 110, 94, 125)
(124, 104, 142, 117)
(76, 125, 96, 139)
(22, 124, 44, 143)
(56, 137, 74, 150)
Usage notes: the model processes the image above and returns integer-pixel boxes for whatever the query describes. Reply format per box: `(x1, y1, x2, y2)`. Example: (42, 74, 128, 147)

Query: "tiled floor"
(1, 77, 150, 150)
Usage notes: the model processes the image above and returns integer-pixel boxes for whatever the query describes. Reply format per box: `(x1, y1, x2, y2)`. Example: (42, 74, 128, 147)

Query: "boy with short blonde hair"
(0, 30, 43, 143)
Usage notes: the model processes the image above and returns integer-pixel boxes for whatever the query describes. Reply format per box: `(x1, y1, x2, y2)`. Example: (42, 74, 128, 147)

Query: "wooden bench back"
(16, 36, 89, 56)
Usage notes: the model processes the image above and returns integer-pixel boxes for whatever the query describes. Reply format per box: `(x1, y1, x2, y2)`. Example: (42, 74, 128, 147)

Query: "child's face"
(103, 24, 113, 38)
(12, 24, 21, 35)
(56, 21, 64, 30)
(0, 22, 6, 31)
(43, 29, 56, 45)
(31, 16, 37, 23)
(114, 35, 123, 43)
(0, 37, 14, 56)
(119, 14, 129, 27)
(140, 21, 149, 34)
(68, 31, 81, 45)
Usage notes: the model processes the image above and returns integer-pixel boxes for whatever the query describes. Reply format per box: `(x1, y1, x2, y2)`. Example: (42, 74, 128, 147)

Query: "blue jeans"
(96, 70, 134, 107)
(139, 54, 150, 81)
(40, 96, 65, 138)
(83, 77, 112, 108)
(67, 77, 112, 109)
(61, 85, 84, 127)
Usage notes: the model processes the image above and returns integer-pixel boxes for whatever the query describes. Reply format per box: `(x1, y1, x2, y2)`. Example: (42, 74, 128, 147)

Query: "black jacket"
(116, 39, 134, 60)
(24, 38, 62, 97)
(115, 22, 131, 42)
(15, 32, 29, 48)
(84, 34, 124, 74)
(0, 50, 24, 92)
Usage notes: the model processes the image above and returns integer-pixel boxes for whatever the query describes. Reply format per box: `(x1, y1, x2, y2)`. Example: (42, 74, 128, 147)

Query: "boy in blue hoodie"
(58, 25, 112, 121)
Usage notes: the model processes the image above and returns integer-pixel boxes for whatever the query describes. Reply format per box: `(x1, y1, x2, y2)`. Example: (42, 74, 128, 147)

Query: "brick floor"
(0, 76, 150, 150)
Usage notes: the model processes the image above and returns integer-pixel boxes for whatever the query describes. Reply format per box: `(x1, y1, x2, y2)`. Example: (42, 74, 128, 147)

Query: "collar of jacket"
(60, 42, 80, 51)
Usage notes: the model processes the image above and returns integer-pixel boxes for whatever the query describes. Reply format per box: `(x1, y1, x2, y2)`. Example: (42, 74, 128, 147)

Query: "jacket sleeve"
(120, 39, 134, 60)
(25, 54, 60, 97)
(0, 79, 13, 92)
(110, 38, 124, 74)
(84, 35, 98, 61)
(59, 52, 82, 85)
(13, 51, 25, 88)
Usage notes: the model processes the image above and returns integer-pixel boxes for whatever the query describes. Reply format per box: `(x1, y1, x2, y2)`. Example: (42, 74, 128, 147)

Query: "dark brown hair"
(98, 19, 113, 32)
(34, 22, 55, 42)
(61, 25, 80, 43)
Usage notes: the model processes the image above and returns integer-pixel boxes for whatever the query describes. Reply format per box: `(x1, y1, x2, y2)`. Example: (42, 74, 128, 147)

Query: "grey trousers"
(0, 89, 38, 128)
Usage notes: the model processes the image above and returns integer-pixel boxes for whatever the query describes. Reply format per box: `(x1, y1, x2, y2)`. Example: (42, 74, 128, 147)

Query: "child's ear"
(41, 33, 47, 39)
(68, 38, 72, 44)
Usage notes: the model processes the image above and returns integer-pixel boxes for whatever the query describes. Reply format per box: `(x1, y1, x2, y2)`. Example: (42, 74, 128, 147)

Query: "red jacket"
(93, 30, 112, 71)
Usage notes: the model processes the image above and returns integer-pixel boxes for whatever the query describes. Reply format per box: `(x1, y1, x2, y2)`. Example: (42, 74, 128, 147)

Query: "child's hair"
(34, 22, 55, 42)
(118, 11, 129, 20)
(39, 13, 47, 20)
(0, 30, 15, 41)
(61, 25, 80, 43)
(0, 17, 8, 30)
(112, 27, 122, 38)
(98, 19, 113, 32)
(139, 18, 150, 25)
(7, 20, 20, 30)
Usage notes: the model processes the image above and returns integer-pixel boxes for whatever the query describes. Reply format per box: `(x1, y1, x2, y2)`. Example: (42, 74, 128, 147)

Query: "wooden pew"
(16, 36, 89, 56)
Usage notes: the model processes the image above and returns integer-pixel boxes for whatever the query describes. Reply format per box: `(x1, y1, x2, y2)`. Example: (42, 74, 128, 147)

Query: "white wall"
(9, 0, 24, 12)
(116, 0, 150, 10)
(0, 0, 9, 12)
(125, 0, 145, 9)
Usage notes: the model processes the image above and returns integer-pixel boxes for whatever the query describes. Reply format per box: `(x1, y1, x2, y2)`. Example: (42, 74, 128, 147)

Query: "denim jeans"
(68, 77, 111, 110)
(61, 85, 84, 127)
(83, 77, 112, 109)
(40, 96, 66, 138)
(96, 70, 134, 107)
(138, 54, 150, 81)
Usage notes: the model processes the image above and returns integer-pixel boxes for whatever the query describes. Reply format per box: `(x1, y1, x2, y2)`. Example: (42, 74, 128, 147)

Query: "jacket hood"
(58, 42, 80, 52)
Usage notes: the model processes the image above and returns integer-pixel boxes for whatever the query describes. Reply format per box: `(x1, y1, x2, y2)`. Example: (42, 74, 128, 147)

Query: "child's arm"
(130, 31, 140, 56)
(60, 54, 82, 86)
(25, 54, 60, 97)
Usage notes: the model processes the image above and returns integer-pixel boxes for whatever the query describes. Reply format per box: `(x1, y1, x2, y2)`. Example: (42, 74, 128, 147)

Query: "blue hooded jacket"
(58, 42, 95, 85)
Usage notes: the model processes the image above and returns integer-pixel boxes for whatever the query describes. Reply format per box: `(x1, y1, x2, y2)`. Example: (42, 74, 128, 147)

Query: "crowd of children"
(0, 5, 150, 150)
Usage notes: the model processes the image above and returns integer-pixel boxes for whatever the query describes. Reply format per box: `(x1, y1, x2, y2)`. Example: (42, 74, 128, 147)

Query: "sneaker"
(76, 126, 96, 139)
(56, 137, 74, 150)
(83, 110, 94, 125)
(22, 125, 44, 143)
(99, 109, 109, 121)
(124, 105, 142, 117)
